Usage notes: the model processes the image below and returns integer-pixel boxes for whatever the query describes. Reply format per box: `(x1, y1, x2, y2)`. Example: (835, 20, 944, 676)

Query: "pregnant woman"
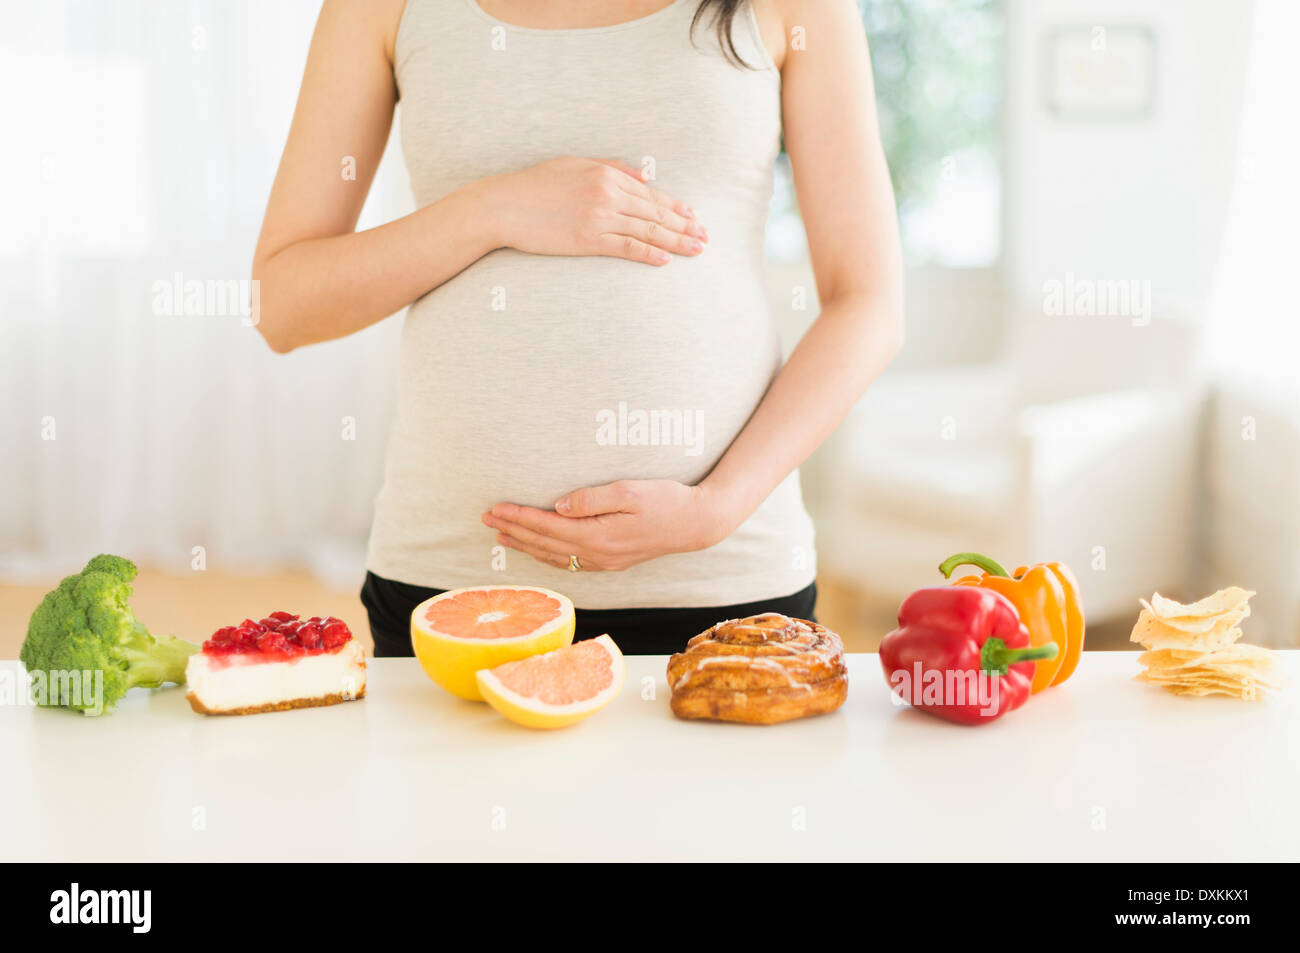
(252, 0, 902, 655)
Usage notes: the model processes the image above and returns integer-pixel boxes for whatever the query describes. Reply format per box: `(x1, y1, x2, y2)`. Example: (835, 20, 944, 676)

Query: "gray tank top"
(368, 0, 816, 608)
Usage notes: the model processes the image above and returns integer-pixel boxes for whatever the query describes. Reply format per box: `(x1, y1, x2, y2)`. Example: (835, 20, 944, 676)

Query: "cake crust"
(186, 686, 365, 716)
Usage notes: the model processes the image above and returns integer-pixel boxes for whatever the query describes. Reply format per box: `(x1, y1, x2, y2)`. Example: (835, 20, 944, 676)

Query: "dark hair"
(692, 0, 752, 68)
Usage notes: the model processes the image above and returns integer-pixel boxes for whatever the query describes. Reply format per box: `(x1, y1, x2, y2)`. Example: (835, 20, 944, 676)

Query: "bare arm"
(253, 0, 707, 354)
(251, 0, 459, 352)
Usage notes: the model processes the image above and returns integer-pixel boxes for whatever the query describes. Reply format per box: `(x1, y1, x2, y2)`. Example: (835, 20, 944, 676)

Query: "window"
(769, 0, 1004, 268)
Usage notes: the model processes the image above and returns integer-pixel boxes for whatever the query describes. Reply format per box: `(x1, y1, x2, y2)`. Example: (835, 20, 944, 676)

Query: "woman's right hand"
(488, 157, 708, 265)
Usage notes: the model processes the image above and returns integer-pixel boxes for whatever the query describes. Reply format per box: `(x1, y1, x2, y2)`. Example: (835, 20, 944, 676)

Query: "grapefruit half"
(411, 585, 575, 700)
(476, 634, 625, 729)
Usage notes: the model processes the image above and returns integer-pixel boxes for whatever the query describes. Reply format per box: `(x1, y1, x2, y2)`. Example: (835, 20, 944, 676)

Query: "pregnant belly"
(389, 249, 781, 511)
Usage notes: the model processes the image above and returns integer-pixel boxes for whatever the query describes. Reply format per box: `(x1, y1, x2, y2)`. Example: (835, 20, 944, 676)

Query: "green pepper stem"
(939, 551, 1011, 579)
(980, 637, 1059, 675)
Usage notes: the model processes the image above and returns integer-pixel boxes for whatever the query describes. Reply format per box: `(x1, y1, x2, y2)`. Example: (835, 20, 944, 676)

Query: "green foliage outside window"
(770, 0, 1003, 265)
(863, 0, 1003, 262)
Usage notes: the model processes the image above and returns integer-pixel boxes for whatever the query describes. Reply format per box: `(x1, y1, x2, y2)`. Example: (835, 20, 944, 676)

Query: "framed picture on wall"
(1046, 24, 1157, 119)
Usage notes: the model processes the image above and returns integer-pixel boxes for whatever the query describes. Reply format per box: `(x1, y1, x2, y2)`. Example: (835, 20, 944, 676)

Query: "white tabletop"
(2, 652, 1296, 861)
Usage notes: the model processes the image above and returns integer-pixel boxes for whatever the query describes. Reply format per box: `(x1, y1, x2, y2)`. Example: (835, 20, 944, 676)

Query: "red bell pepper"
(879, 587, 1058, 725)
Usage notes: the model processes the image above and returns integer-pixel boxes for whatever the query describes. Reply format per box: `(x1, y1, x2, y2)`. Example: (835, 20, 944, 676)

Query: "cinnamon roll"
(666, 613, 848, 724)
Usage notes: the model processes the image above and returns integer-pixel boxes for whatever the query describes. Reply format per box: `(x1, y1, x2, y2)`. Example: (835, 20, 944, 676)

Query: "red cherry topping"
(298, 623, 323, 649)
(256, 631, 288, 653)
(321, 620, 350, 649)
(201, 611, 352, 657)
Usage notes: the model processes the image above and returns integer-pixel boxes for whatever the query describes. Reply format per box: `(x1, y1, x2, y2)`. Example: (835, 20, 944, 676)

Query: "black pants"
(360, 571, 818, 657)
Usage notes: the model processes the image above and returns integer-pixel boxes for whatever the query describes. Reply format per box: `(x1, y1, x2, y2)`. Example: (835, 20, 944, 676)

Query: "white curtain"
(1205, 0, 1300, 402)
(1200, 0, 1300, 645)
(0, 1, 412, 584)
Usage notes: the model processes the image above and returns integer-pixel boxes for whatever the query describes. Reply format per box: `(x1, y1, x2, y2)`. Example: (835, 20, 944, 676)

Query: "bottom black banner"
(4, 862, 1283, 941)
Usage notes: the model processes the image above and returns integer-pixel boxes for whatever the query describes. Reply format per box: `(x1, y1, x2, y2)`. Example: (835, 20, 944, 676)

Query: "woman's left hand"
(482, 480, 730, 572)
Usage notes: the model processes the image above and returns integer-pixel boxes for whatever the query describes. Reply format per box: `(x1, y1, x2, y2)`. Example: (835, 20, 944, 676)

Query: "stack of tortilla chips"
(1130, 587, 1281, 700)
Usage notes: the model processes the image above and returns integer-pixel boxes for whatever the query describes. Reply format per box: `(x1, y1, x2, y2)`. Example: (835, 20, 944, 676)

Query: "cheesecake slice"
(186, 612, 367, 715)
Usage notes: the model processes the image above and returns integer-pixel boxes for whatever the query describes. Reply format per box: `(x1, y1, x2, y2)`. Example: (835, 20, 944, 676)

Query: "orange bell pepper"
(937, 552, 1086, 693)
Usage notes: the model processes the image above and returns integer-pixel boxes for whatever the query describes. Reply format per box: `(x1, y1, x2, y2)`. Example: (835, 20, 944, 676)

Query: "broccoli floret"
(19, 554, 199, 715)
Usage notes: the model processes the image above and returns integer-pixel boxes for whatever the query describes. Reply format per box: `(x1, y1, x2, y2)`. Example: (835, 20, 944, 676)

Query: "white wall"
(1003, 0, 1255, 322)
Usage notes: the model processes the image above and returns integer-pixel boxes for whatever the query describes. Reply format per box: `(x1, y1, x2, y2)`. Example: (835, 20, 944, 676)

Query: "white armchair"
(813, 315, 1203, 623)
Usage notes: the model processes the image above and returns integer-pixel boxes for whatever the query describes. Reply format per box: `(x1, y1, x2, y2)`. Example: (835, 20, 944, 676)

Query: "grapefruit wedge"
(411, 586, 575, 700)
(476, 635, 625, 729)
